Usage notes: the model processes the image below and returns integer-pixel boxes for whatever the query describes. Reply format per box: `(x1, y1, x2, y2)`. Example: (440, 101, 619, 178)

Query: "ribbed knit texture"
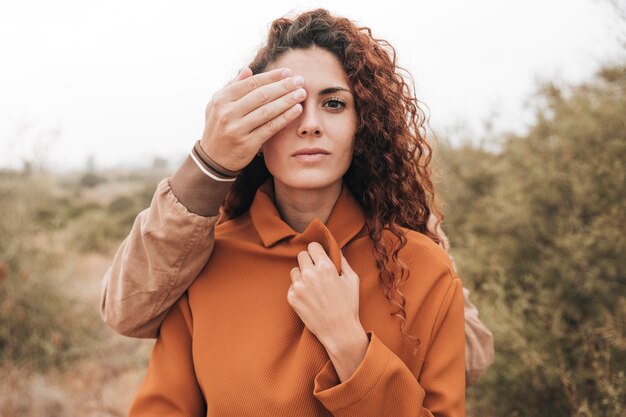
(128, 178, 466, 417)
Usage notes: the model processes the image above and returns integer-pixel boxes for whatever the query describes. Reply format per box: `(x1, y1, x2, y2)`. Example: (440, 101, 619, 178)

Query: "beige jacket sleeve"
(100, 154, 235, 338)
(463, 287, 494, 385)
(427, 213, 495, 386)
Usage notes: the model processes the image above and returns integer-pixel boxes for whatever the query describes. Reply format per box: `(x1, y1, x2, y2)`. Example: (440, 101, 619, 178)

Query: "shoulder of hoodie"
(387, 226, 459, 301)
(213, 211, 258, 241)
(383, 226, 454, 270)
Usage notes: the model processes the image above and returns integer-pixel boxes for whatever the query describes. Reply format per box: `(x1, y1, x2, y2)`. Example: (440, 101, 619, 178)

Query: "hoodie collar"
(249, 178, 366, 251)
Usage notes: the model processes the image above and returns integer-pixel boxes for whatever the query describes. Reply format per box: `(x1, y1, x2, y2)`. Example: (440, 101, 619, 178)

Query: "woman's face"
(262, 46, 357, 193)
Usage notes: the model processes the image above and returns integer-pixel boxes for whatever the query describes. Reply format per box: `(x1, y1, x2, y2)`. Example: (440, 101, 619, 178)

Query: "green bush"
(437, 63, 626, 416)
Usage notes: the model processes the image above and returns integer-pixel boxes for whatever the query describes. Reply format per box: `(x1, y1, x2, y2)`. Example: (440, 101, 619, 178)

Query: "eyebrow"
(318, 86, 353, 96)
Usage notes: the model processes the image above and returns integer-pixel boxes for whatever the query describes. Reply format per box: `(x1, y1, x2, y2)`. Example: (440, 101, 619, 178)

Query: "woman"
(102, 9, 491, 416)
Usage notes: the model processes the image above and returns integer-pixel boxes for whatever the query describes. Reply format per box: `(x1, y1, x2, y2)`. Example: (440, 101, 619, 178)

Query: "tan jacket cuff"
(170, 154, 236, 216)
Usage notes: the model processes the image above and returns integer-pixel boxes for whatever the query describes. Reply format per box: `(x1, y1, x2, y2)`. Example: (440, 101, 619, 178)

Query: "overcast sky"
(0, 0, 623, 171)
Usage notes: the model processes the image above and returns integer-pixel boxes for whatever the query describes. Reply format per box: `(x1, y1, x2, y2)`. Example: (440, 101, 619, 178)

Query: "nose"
(297, 101, 323, 138)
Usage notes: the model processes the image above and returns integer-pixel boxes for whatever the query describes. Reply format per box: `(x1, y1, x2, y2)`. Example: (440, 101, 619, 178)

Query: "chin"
(273, 173, 343, 191)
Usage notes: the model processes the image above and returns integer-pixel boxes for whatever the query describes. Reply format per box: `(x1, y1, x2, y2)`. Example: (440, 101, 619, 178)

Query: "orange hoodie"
(128, 177, 465, 417)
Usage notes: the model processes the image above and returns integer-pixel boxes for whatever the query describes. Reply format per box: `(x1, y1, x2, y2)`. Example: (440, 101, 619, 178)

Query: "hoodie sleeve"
(313, 276, 466, 417)
(100, 152, 235, 338)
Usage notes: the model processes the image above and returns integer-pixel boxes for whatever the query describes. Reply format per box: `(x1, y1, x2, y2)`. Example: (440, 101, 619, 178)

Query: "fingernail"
(293, 89, 306, 99)
(281, 68, 292, 78)
(294, 75, 304, 86)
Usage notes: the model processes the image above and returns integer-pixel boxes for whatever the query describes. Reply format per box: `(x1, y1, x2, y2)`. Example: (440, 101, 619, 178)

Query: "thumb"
(340, 251, 356, 277)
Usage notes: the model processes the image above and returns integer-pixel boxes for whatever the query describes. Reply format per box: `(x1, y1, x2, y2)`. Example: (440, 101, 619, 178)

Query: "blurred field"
(0, 63, 624, 416)
(0, 168, 163, 416)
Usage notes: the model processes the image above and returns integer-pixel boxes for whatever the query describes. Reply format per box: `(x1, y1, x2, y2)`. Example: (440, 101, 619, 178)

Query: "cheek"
(339, 126, 357, 156)
(261, 134, 290, 172)
(342, 140, 356, 162)
(261, 132, 284, 155)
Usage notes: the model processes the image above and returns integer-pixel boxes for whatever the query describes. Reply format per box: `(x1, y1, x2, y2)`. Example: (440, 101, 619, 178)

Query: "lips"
(292, 148, 330, 156)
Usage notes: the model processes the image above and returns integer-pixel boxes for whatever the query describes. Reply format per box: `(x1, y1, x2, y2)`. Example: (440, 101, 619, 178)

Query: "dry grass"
(0, 169, 162, 416)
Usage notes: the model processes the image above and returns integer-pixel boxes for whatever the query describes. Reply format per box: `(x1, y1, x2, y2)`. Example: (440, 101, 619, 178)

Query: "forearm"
(100, 177, 221, 337)
(101, 147, 237, 338)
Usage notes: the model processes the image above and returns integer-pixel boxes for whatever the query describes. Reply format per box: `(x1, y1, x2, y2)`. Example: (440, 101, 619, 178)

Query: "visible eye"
(323, 97, 346, 110)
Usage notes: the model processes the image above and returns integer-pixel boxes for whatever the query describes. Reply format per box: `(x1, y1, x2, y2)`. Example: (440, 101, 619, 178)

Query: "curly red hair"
(218, 8, 443, 353)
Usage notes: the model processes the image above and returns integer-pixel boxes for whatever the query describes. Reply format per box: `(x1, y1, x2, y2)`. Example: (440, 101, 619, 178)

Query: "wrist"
(323, 321, 369, 358)
(194, 140, 241, 178)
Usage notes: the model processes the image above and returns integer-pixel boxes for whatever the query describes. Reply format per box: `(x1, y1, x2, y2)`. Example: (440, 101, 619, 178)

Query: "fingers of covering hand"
(247, 103, 303, 146)
(236, 75, 305, 118)
(224, 67, 292, 101)
(240, 84, 306, 133)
